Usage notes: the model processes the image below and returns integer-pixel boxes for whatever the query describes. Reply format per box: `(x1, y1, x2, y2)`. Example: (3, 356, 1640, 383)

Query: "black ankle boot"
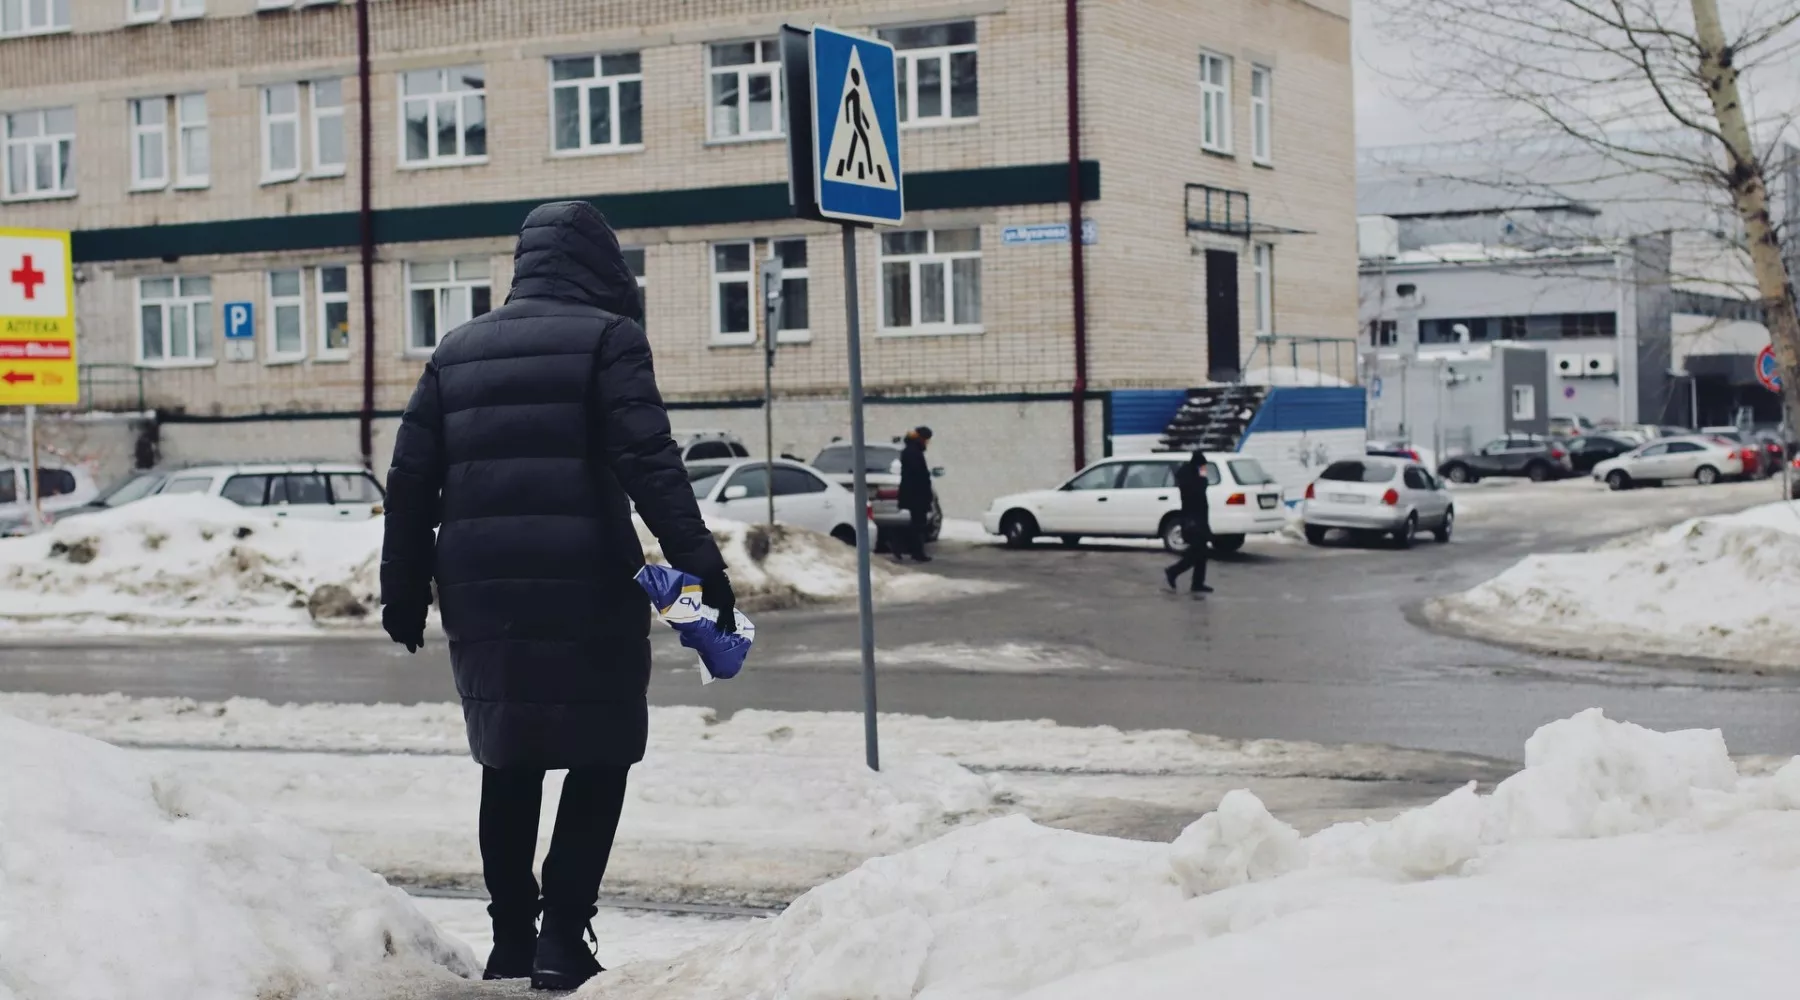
(531, 910, 602, 991)
(483, 902, 539, 981)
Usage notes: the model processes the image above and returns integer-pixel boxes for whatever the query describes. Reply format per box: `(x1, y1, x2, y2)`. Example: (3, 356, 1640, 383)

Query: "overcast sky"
(1353, 2, 1459, 149)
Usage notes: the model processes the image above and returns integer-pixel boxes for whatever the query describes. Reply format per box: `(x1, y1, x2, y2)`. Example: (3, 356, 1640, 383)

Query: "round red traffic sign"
(1757, 344, 1782, 393)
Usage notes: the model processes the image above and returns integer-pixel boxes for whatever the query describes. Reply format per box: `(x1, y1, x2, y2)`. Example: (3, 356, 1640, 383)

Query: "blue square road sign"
(809, 26, 904, 226)
(223, 301, 254, 340)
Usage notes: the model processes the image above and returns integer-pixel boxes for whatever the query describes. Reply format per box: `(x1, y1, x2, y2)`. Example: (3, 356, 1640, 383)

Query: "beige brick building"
(0, 0, 1355, 513)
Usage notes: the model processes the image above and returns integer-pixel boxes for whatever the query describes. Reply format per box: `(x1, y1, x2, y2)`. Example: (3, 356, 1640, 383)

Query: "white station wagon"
(983, 454, 1285, 552)
(152, 463, 387, 520)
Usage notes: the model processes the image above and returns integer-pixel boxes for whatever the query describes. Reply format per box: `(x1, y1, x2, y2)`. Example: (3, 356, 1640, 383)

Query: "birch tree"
(1370, 0, 1800, 432)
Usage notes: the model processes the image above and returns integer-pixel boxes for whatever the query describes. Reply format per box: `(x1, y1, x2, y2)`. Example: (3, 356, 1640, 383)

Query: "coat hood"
(508, 201, 642, 322)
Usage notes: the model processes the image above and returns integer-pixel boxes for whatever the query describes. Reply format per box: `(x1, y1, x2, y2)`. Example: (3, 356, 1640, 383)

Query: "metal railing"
(1241, 335, 1360, 385)
(77, 364, 147, 413)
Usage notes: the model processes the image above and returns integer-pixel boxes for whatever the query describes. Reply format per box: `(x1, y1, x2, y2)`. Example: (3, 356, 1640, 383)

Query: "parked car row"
(1, 462, 386, 536)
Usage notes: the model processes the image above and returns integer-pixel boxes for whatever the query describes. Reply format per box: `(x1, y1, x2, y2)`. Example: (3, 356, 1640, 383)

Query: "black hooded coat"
(380, 201, 725, 770)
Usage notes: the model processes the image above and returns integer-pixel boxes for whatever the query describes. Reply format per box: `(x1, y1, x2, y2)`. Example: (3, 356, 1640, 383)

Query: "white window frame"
(405, 258, 491, 353)
(309, 79, 346, 176)
(265, 269, 307, 364)
(707, 39, 784, 143)
(316, 265, 351, 360)
(128, 98, 168, 191)
(883, 23, 979, 128)
(1511, 384, 1536, 421)
(135, 275, 215, 367)
(260, 83, 301, 183)
(1, 0, 70, 36)
(171, 0, 203, 18)
(770, 238, 810, 344)
(127, 0, 162, 23)
(548, 53, 645, 156)
(711, 241, 755, 346)
(398, 66, 487, 168)
(257, 0, 292, 8)
(1199, 50, 1232, 155)
(175, 92, 208, 188)
(1253, 242, 1274, 335)
(1250, 64, 1272, 165)
(3, 107, 76, 202)
(878, 228, 983, 337)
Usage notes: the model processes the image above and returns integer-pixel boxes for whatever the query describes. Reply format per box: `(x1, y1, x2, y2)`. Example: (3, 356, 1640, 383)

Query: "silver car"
(1301, 456, 1454, 548)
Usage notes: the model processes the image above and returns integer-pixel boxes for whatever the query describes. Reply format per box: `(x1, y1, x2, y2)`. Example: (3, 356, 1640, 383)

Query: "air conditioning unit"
(1554, 353, 1584, 377)
(1584, 353, 1617, 377)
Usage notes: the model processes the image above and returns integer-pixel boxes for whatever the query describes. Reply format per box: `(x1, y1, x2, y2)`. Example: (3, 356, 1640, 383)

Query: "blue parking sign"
(223, 301, 254, 339)
(809, 26, 904, 226)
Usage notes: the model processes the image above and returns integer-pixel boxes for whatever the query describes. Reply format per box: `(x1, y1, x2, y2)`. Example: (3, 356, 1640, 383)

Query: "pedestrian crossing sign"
(809, 26, 904, 225)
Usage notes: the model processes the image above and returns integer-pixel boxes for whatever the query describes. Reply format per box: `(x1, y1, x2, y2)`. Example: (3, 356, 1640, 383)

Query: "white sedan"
(688, 458, 863, 542)
(982, 454, 1286, 552)
(1591, 435, 1746, 490)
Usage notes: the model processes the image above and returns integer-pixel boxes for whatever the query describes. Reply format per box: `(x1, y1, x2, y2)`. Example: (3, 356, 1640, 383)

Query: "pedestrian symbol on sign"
(823, 48, 896, 190)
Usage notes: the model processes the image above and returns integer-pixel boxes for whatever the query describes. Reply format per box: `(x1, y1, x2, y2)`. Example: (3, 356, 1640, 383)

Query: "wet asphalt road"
(4, 480, 1798, 761)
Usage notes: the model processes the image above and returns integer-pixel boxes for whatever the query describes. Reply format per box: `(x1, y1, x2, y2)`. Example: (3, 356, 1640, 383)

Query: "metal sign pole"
(842, 223, 880, 772)
(25, 404, 41, 530)
(760, 256, 784, 528)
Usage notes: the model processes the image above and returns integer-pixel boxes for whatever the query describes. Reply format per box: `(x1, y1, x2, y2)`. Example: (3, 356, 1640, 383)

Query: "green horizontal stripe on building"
(73, 161, 1101, 263)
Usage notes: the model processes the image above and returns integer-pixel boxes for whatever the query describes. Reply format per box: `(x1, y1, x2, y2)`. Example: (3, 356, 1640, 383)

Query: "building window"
(176, 93, 208, 187)
(1252, 242, 1274, 335)
(550, 53, 644, 154)
(1560, 312, 1617, 338)
(771, 238, 810, 342)
(1370, 320, 1398, 347)
(1421, 317, 1491, 344)
(172, 0, 202, 17)
(1199, 51, 1232, 154)
(400, 66, 487, 167)
(1511, 384, 1536, 421)
(3, 108, 75, 201)
(137, 276, 213, 365)
(0, 0, 69, 36)
(317, 266, 350, 359)
(711, 242, 754, 345)
(128, 0, 162, 22)
(880, 228, 982, 335)
(621, 247, 647, 329)
(310, 80, 345, 174)
(266, 269, 306, 363)
(708, 39, 782, 141)
(880, 22, 978, 126)
(129, 98, 167, 189)
(1499, 315, 1528, 340)
(1250, 65, 1272, 165)
(406, 258, 491, 351)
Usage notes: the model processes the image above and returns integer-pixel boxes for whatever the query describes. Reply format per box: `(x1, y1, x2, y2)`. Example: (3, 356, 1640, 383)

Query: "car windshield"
(812, 445, 901, 475)
(1319, 460, 1397, 483)
(1228, 458, 1275, 485)
(95, 473, 163, 507)
(688, 466, 727, 498)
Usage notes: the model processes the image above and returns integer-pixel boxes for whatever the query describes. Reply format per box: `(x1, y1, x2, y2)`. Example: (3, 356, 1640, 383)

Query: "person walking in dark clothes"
(1165, 450, 1215, 595)
(896, 426, 935, 563)
(380, 201, 735, 992)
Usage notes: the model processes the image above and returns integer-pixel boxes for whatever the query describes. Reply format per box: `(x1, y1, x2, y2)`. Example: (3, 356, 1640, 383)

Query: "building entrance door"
(1205, 249, 1241, 381)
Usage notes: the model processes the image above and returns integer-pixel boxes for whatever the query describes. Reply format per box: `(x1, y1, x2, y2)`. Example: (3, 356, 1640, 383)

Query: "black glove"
(701, 572, 738, 635)
(382, 602, 426, 653)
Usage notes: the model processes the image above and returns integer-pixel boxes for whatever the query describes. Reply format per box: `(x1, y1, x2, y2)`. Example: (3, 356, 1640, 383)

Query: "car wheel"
(926, 499, 943, 543)
(1443, 464, 1473, 484)
(1001, 511, 1038, 549)
(1303, 524, 1329, 546)
(1695, 464, 1720, 486)
(1160, 516, 1187, 553)
(1392, 513, 1418, 549)
(1060, 535, 1082, 548)
(1525, 461, 1552, 483)
(1605, 470, 1632, 491)
(830, 525, 857, 546)
(1433, 508, 1454, 544)
(1210, 533, 1246, 554)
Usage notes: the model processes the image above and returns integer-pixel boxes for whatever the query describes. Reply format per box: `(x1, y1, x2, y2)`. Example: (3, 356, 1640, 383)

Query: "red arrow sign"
(1, 371, 36, 384)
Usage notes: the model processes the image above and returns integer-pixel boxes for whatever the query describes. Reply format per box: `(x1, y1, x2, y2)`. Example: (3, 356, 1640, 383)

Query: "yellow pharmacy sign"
(0, 227, 77, 407)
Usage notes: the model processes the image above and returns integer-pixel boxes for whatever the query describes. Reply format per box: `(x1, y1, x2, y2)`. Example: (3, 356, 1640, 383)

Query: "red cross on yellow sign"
(0, 228, 77, 406)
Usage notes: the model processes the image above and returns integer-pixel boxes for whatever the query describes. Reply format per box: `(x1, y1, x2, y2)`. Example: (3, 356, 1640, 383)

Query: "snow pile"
(0, 712, 476, 1000)
(590, 710, 1800, 1000)
(1430, 500, 1800, 668)
(638, 517, 1004, 610)
(0, 495, 382, 634)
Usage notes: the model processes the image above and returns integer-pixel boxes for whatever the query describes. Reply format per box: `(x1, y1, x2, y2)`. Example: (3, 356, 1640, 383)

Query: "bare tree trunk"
(1691, 0, 1800, 436)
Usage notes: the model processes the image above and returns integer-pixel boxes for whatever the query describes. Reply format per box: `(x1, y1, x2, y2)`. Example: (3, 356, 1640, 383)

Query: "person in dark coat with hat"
(895, 426, 935, 562)
(379, 201, 733, 991)
(1164, 449, 1215, 595)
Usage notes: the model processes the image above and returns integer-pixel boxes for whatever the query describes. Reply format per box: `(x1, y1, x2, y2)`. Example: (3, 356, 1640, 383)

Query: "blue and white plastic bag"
(635, 563, 755, 683)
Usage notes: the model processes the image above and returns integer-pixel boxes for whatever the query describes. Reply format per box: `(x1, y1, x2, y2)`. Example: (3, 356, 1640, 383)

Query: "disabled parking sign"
(808, 26, 904, 226)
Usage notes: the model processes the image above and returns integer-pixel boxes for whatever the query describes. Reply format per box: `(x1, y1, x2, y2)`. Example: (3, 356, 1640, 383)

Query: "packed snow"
(0, 497, 990, 636)
(410, 896, 754, 971)
(0, 712, 476, 1000)
(1431, 499, 1800, 668)
(585, 710, 1800, 1000)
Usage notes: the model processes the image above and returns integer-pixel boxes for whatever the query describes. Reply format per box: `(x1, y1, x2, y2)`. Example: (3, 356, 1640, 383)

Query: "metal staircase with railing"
(1158, 384, 1269, 454)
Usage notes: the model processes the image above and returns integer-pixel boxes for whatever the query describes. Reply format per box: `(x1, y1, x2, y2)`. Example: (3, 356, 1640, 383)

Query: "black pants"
(898, 507, 930, 559)
(1166, 527, 1209, 590)
(480, 764, 630, 922)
